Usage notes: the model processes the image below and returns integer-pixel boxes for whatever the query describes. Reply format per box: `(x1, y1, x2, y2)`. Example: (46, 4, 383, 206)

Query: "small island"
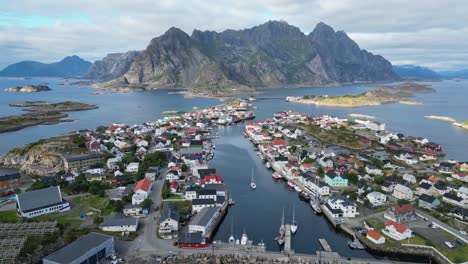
(0, 101, 98, 133)
(292, 83, 434, 107)
(4, 84, 51, 93)
(424, 115, 468, 130)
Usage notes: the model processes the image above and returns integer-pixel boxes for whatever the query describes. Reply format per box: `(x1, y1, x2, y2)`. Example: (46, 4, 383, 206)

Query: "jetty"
(284, 224, 293, 254)
(318, 238, 332, 252)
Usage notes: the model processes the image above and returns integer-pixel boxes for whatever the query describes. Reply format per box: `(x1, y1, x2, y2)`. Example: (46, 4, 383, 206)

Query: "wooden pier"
(284, 224, 293, 254)
(318, 238, 332, 252)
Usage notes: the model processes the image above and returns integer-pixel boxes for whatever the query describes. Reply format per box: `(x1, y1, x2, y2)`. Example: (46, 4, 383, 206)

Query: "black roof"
(0, 173, 20, 181)
(160, 203, 179, 222)
(178, 232, 204, 244)
(419, 194, 436, 203)
(43, 232, 113, 263)
(17, 186, 65, 213)
(419, 182, 433, 190)
(192, 198, 215, 205)
(443, 192, 463, 202)
(198, 168, 216, 179)
(198, 189, 217, 196)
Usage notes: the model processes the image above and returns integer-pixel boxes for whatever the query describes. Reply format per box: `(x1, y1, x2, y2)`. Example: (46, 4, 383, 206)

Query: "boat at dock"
(298, 192, 311, 202)
(294, 185, 302, 192)
(348, 236, 365, 250)
(272, 172, 283, 180)
(310, 200, 322, 214)
(229, 217, 235, 244)
(241, 230, 248, 245)
(276, 207, 285, 245)
(287, 180, 295, 189)
(228, 198, 235, 205)
(266, 162, 271, 169)
(291, 205, 297, 235)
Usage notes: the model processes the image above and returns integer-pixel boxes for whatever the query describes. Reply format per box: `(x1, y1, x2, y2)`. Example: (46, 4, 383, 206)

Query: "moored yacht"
(276, 207, 286, 245)
(291, 205, 298, 235)
(250, 168, 257, 189)
(272, 172, 282, 180)
(266, 162, 271, 169)
(240, 229, 248, 245)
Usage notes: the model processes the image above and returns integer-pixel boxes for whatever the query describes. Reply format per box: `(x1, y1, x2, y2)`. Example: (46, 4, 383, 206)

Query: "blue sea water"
(0, 77, 466, 260)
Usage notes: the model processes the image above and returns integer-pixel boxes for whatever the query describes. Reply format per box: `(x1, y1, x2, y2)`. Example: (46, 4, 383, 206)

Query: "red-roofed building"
(428, 175, 440, 183)
(384, 220, 412, 240)
(384, 204, 416, 222)
(201, 174, 224, 184)
(132, 178, 152, 205)
(272, 139, 286, 147)
(170, 181, 179, 193)
(366, 230, 385, 244)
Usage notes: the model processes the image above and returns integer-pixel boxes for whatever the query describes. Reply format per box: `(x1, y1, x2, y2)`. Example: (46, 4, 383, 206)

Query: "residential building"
(145, 166, 160, 181)
(392, 184, 413, 200)
(383, 220, 412, 240)
(188, 207, 219, 236)
(365, 165, 383, 176)
(366, 191, 387, 207)
(125, 162, 139, 173)
(43, 233, 114, 264)
(324, 171, 348, 187)
(0, 172, 21, 190)
(366, 230, 385, 244)
(418, 194, 440, 209)
(192, 198, 216, 213)
(442, 192, 467, 207)
(62, 154, 105, 169)
(101, 213, 138, 232)
(325, 195, 359, 218)
(416, 182, 438, 196)
(384, 204, 416, 222)
(159, 203, 179, 239)
(123, 204, 147, 217)
(132, 178, 152, 205)
(16, 186, 70, 218)
(184, 187, 198, 200)
(402, 173, 417, 184)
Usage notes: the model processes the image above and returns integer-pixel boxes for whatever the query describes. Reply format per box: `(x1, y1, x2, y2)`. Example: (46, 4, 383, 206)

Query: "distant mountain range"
(86, 21, 399, 94)
(393, 64, 468, 79)
(392, 65, 440, 78)
(0, 55, 91, 77)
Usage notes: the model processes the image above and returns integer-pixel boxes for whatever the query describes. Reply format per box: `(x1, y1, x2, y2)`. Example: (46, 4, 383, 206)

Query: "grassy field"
(0, 210, 18, 223)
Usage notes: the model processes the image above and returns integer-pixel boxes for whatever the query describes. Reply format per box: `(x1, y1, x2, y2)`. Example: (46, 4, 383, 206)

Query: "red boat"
(272, 172, 283, 180)
(287, 180, 295, 189)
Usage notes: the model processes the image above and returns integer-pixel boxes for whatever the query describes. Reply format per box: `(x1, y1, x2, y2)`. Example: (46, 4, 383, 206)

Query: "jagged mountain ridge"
(90, 21, 398, 93)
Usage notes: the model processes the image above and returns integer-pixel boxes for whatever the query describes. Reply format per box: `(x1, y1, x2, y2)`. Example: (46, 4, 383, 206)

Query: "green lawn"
(0, 210, 18, 223)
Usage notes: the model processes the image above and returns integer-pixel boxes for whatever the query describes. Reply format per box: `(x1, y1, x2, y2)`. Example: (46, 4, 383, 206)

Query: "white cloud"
(0, 0, 467, 70)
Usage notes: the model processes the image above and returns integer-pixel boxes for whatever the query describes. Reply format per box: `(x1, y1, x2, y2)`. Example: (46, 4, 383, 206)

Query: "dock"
(318, 238, 332, 252)
(284, 224, 293, 254)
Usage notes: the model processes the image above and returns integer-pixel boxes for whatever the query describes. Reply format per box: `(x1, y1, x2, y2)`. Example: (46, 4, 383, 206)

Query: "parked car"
(460, 230, 467, 236)
(444, 241, 456, 248)
(455, 239, 465, 246)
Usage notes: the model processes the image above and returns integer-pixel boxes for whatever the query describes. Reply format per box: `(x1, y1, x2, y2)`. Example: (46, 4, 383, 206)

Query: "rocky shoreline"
(0, 101, 97, 133)
(425, 115, 468, 130)
(4, 84, 51, 93)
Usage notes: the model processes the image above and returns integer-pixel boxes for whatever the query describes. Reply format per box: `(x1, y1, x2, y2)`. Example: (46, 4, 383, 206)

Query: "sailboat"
(228, 217, 235, 244)
(276, 207, 285, 245)
(240, 228, 248, 245)
(250, 168, 257, 189)
(291, 205, 298, 235)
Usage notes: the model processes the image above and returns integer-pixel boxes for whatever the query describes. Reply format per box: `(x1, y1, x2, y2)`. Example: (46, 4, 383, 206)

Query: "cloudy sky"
(0, 0, 467, 70)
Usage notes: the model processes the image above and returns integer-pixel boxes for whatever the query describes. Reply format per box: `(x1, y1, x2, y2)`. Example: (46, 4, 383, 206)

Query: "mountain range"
(392, 65, 440, 78)
(86, 21, 399, 94)
(0, 55, 92, 78)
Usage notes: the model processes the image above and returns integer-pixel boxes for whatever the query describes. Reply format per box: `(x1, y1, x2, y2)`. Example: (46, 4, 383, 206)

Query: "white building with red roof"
(132, 178, 152, 205)
(366, 230, 386, 244)
(383, 220, 412, 240)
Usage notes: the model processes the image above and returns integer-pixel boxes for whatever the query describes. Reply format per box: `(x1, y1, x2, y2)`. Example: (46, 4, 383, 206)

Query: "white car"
(445, 241, 455, 248)
(460, 230, 467, 236)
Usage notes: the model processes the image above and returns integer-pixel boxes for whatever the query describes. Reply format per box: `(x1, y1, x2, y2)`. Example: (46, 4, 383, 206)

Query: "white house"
(383, 220, 412, 240)
(367, 230, 386, 244)
(101, 213, 138, 232)
(366, 191, 387, 207)
(366, 165, 383, 176)
(132, 178, 151, 205)
(392, 184, 413, 200)
(184, 188, 197, 200)
(125, 162, 139, 173)
(326, 195, 359, 218)
(158, 203, 179, 239)
(188, 207, 219, 235)
(402, 173, 417, 184)
(394, 153, 418, 165)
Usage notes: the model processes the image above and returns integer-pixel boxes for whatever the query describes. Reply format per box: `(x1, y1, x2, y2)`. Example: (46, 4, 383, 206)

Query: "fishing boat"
(291, 205, 298, 235)
(250, 168, 257, 189)
(294, 185, 302, 192)
(240, 229, 248, 245)
(266, 162, 272, 169)
(298, 192, 311, 202)
(228, 198, 235, 205)
(348, 236, 365, 250)
(258, 240, 266, 248)
(228, 217, 235, 244)
(276, 207, 286, 245)
(287, 180, 295, 189)
(272, 172, 282, 180)
(235, 239, 240, 245)
(310, 200, 322, 214)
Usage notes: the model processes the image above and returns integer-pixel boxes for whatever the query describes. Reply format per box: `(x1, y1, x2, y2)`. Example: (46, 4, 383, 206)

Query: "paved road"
(415, 209, 468, 243)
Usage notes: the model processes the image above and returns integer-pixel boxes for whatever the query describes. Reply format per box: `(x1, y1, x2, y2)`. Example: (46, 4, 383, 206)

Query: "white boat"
(294, 185, 302, 192)
(250, 168, 257, 189)
(266, 162, 271, 169)
(235, 239, 240, 245)
(272, 172, 282, 180)
(240, 229, 248, 245)
(310, 200, 322, 214)
(291, 205, 298, 235)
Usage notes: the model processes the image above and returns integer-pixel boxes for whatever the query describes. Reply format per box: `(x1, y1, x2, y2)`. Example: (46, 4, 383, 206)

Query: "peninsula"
(292, 83, 433, 107)
(0, 101, 97, 133)
(4, 84, 51, 93)
(425, 115, 468, 130)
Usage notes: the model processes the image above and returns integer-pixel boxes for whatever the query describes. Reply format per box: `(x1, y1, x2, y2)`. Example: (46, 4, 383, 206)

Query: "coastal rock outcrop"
(83, 51, 141, 81)
(89, 21, 399, 95)
(4, 84, 51, 93)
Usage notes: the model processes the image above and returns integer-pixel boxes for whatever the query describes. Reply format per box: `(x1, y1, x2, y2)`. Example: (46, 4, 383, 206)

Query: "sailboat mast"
(293, 204, 295, 222)
(281, 206, 285, 226)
